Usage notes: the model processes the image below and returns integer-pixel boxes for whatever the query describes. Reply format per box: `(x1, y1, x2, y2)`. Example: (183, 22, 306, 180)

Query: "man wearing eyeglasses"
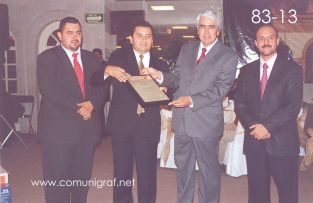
(141, 9, 238, 203)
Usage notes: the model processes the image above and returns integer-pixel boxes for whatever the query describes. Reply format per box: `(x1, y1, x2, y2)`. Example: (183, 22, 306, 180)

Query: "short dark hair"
(130, 21, 154, 36)
(59, 17, 81, 32)
(255, 24, 278, 38)
(92, 48, 102, 55)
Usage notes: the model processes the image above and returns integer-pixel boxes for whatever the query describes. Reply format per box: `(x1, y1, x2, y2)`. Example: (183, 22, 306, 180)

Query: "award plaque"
(126, 76, 170, 107)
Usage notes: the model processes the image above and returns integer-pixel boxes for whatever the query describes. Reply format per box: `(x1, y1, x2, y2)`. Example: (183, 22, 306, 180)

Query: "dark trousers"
(112, 126, 158, 203)
(42, 135, 97, 203)
(246, 150, 299, 203)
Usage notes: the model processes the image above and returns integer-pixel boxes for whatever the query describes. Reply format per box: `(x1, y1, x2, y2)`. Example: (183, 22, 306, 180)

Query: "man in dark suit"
(92, 48, 110, 136)
(37, 17, 106, 203)
(92, 21, 168, 203)
(234, 24, 303, 203)
(92, 48, 107, 68)
(141, 9, 238, 203)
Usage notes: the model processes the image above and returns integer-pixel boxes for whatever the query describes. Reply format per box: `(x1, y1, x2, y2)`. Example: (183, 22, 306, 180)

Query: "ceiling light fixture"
(182, 35, 195, 39)
(172, 26, 188, 29)
(151, 6, 175, 11)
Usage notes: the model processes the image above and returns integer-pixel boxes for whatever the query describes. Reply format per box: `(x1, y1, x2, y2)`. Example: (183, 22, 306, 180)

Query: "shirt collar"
(133, 50, 150, 68)
(260, 53, 277, 69)
(133, 50, 150, 59)
(61, 46, 82, 67)
(61, 45, 81, 58)
(199, 39, 218, 53)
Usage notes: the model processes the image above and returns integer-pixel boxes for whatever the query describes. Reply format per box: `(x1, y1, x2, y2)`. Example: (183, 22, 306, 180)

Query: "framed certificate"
(126, 76, 170, 107)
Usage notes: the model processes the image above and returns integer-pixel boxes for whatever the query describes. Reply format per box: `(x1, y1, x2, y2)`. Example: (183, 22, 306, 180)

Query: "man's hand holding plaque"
(104, 65, 170, 106)
(128, 70, 170, 106)
(140, 67, 163, 81)
(104, 65, 130, 82)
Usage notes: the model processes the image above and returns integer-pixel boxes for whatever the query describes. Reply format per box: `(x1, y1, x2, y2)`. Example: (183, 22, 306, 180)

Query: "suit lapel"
(186, 43, 200, 88)
(252, 61, 261, 105)
(196, 41, 222, 68)
(203, 41, 222, 64)
(192, 43, 199, 68)
(187, 42, 218, 92)
(81, 51, 92, 98)
(261, 56, 282, 102)
(126, 49, 161, 75)
(192, 41, 222, 79)
(149, 52, 158, 69)
(126, 49, 140, 76)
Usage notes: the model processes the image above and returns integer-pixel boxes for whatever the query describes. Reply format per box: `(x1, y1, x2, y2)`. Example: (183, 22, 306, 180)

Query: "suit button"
(258, 113, 264, 120)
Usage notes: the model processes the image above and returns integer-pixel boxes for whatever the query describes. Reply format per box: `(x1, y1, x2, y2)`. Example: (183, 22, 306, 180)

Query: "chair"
(0, 114, 28, 148)
(14, 95, 35, 136)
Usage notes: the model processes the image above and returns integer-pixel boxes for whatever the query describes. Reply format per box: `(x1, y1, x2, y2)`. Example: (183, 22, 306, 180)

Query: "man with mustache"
(234, 24, 303, 203)
(37, 17, 106, 203)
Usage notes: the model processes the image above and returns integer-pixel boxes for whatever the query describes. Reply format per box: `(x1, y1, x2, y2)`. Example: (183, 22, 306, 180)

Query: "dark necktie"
(196, 47, 207, 65)
(137, 54, 145, 115)
(72, 53, 85, 98)
(260, 63, 268, 99)
(138, 54, 144, 71)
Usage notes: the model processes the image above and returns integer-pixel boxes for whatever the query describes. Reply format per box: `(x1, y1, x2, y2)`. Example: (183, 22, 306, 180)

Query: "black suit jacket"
(92, 46, 169, 142)
(37, 46, 106, 145)
(234, 55, 303, 156)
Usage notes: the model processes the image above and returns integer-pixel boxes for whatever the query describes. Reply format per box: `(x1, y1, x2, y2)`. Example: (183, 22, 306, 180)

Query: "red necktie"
(196, 47, 207, 65)
(260, 63, 268, 99)
(72, 53, 85, 98)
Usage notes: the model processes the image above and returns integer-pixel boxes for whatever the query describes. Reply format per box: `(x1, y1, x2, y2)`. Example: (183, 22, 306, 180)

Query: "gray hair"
(196, 9, 222, 29)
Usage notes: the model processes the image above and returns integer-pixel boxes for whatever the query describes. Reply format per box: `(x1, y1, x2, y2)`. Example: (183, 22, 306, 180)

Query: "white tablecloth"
(157, 108, 245, 176)
(157, 109, 177, 168)
(223, 122, 247, 177)
(222, 111, 307, 177)
(157, 107, 308, 177)
(157, 109, 233, 171)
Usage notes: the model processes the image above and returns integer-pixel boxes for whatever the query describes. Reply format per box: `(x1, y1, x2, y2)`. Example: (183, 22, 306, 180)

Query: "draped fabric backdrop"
(223, 0, 311, 75)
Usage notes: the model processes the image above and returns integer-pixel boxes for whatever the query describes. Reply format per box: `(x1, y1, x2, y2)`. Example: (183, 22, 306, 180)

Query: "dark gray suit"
(162, 40, 238, 203)
(37, 46, 105, 203)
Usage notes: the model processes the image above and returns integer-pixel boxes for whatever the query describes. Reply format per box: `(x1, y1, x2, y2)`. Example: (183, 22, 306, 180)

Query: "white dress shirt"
(196, 39, 217, 60)
(259, 53, 277, 81)
(103, 50, 151, 80)
(61, 46, 83, 70)
(133, 50, 150, 68)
